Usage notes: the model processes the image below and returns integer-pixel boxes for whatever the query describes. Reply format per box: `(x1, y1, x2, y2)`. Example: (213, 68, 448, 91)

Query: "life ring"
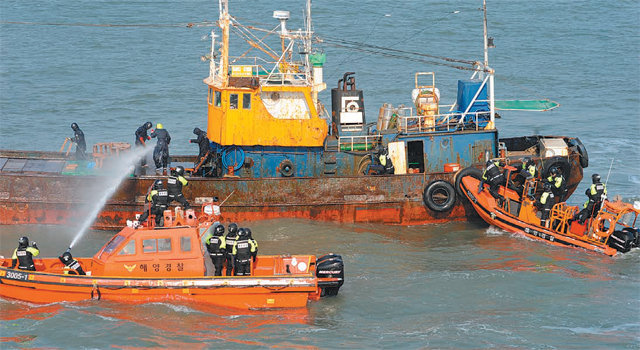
(423, 180, 456, 212)
(279, 159, 294, 177)
(575, 138, 589, 168)
(454, 167, 483, 199)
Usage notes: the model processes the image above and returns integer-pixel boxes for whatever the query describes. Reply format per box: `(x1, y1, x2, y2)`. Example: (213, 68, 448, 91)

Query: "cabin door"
(407, 141, 425, 173)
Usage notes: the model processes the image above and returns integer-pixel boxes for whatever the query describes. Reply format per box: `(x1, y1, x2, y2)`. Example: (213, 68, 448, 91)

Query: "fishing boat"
(0, 1, 587, 230)
(457, 165, 640, 256)
(0, 205, 345, 309)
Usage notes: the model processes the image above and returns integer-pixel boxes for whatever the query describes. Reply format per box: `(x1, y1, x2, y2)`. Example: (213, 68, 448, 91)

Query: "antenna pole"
(605, 158, 614, 186)
(483, 0, 489, 68)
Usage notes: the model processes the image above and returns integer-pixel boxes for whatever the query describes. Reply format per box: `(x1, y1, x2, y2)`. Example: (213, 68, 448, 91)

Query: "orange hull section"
(459, 176, 617, 256)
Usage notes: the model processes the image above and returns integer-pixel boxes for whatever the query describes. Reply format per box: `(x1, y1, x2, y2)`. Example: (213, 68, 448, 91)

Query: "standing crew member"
(204, 224, 226, 276)
(10, 236, 40, 271)
(138, 180, 169, 227)
(167, 166, 190, 209)
(58, 251, 86, 275)
(150, 123, 171, 175)
(246, 228, 258, 265)
(69, 123, 87, 160)
(536, 182, 555, 227)
(134, 121, 153, 173)
(479, 159, 505, 200)
(546, 167, 565, 200)
(575, 174, 607, 225)
(190, 127, 211, 168)
(224, 223, 239, 276)
(232, 228, 257, 276)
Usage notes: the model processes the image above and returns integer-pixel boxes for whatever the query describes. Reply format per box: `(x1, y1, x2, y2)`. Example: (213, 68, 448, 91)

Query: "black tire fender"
(542, 157, 571, 179)
(454, 167, 483, 198)
(575, 139, 589, 168)
(423, 180, 456, 212)
(279, 159, 294, 177)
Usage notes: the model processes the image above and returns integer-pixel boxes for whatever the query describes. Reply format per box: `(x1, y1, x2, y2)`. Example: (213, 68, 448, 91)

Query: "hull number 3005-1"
(5, 270, 29, 281)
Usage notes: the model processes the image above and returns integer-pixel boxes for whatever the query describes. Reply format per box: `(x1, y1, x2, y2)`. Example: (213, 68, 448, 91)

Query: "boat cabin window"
(181, 236, 191, 252)
(158, 238, 172, 252)
(214, 91, 221, 107)
(407, 140, 425, 173)
(102, 235, 125, 255)
(118, 240, 136, 255)
(230, 94, 238, 109)
(242, 93, 251, 109)
(143, 239, 157, 253)
(208, 88, 213, 105)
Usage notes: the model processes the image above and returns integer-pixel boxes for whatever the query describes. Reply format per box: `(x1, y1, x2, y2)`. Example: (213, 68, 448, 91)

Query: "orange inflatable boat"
(458, 166, 640, 256)
(0, 206, 344, 309)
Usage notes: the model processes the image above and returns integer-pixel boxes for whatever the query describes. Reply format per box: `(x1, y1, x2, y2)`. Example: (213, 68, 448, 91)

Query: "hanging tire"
(454, 167, 483, 199)
(423, 180, 456, 212)
(279, 159, 294, 177)
(542, 157, 571, 179)
(573, 138, 589, 168)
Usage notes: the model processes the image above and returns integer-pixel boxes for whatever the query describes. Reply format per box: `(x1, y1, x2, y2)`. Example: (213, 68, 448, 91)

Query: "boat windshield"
(98, 235, 125, 258)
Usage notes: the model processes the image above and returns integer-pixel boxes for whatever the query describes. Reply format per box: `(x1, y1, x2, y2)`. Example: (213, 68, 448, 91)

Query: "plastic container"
(444, 163, 460, 172)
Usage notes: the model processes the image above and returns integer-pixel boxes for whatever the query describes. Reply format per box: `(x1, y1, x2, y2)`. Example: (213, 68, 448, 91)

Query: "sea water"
(1, 0, 639, 348)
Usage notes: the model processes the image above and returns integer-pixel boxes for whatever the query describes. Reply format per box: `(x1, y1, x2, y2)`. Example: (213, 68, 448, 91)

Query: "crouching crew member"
(480, 159, 505, 200)
(536, 182, 555, 227)
(59, 251, 86, 275)
(224, 223, 239, 276)
(232, 228, 257, 276)
(138, 180, 169, 227)
(205, 224, 226, 276)
(574, 174, 607, 225)
(168, 166, 190, 209)
(11, 236, 40, 271)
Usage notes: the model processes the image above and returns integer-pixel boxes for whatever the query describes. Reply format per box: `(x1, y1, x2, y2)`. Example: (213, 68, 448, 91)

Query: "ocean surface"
(1, 0, 639, 348)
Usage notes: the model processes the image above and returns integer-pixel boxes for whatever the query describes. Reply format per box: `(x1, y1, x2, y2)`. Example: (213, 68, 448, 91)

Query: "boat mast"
(482, 0, 495, 124)
(218, 0, 230, 87)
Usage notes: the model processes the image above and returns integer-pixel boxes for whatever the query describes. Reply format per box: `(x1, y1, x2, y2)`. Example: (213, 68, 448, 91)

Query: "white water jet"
(69, 146, 152, 249)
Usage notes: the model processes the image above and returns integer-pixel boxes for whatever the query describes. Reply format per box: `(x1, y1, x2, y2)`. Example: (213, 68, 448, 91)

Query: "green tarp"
(495, 99, 559, 112)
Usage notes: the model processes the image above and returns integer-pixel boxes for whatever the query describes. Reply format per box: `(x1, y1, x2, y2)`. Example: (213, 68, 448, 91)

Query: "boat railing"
(397, 109, 492, 134)
(222, 56, 312, 86)
(337, 134, 382, 152)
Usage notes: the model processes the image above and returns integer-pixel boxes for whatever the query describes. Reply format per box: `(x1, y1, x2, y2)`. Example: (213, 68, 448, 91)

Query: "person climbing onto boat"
(167, 166, 190, 209)
(535, 182, 555, 228)
(204, 224, 226, 276)
(138, 179, 169, 227)
(150, 123, 171, 175)
(513, 157, 538, 197)
(232, 228, 258, 276)
(58, 251, 86, 275)
(479, 159, 505, 201)
(546, 167, 565, 200)
(246, 228, 258, 264)
(134, 121, 153, 174)
(573, 173, 607, 225)
(368, 146, 394, 175)
(69, 122, 87, 160)
(10, 236, 39, 271)
(224, 223, 239, 276)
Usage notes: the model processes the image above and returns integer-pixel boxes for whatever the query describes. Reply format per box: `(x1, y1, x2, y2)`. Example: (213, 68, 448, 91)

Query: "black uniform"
(576, 182, 607, 224)
(59, 252, 86, 275)
(224, 225, 239, 276)
(151, 127, 171, 173)
(536, 188, 555, 227)
(481, 160, 505, 200)
(11, 239, 40, 271)
(205, 226, 226, 276)
(70, 123, 87, 160)
(190, 128, 211, 163)
(138, 188, 169, 226)
(135, 122, 152, 146)
(232, 233, 257, 276)
(167, 174, 190, 209)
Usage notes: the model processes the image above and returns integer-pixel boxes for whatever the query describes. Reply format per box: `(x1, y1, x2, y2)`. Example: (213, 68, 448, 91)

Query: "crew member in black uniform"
(10, 236, 40, 271)
(246, 228, 258, 265)
(574, 173, 607, 225)
(536, 182, 555, 227)
(513, 157, 538, 197)
(205, 224, 226, 276)
(479, 159, 505, 200)
(190, 127, 211, 167)
(134, 121, 153, 173)
(167, 166, 190, 209)
(150, 123, 171, 175)
(232, 228, 258, 276)
(69, 122, 87, 160)
(138, 179, 169, 227)
(546, 167, 566, 201)
(58, 251, 86, 275)
(224, 223, 239, 276)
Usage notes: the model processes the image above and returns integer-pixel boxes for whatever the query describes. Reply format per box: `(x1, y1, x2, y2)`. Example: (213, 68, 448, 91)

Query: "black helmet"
(592, 173, 601, 183)
(228, 223, 238, 235)
(238, 228, 247, 238)
(245, 228, 252, 239)
(522, 157, 533, 166)
(18, 236, 29, 248)
(193, 127, 202, 135)
(543, 182, 552, 191)
(550, 167, 559, 176)
(71, 122, 79, 130)
(175, 166, 185, 177)
(61, 252, 72, 262)
(214, 224, 225, 236)
(153, 179, 163, 190)
(145, 121, 152, 129)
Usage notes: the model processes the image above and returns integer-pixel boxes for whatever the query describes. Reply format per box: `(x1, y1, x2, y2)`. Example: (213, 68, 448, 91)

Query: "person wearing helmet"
(513, 157, 538, 197)
(479, 159, 506, 201)
(134, 121, 153, 174)
(150, 123, 171, 175)
(58, 251, 86, 275)
(574, 173, 608, 225)
(138, 179, 169, 227)
(545, 166, 566, 200)
(190, 127, 213, 172)
(224, 223, 239, 276)
(232, 228, 258, 276)
(204, 224, 226, 276)
(69, 122, 87, 160)
(167, 166, 190, 209)
(535, 182, 555, 227)
(245, 228, 258, 264)
(10, 236, 40, 271)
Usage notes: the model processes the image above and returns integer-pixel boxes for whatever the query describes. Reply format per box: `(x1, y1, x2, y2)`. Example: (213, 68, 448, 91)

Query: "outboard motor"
(316, 254, 344, 297)
(607, 228, 637, 253)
